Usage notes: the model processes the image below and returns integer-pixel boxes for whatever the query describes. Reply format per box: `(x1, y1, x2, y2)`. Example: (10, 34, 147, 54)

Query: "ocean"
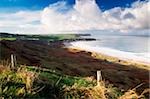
(69, 34, 150, 64)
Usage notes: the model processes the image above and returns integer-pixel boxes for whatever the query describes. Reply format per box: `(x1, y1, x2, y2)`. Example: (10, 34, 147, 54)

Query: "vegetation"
(0, 33, 149, 98)
(0, 61, 149, 99)
(0, 37, 16, 41)
(0, 33, 78, 41)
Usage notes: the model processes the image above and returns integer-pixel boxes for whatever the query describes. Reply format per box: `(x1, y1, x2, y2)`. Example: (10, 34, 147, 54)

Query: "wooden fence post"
(97, 70, 102, 86)
(11, 54, 14, 68)
(11, 54, 17, 68)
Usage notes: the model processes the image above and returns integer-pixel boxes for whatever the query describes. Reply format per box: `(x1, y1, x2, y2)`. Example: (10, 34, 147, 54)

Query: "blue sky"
(0, 0, 149, 34)
(0, 0, 145, 11)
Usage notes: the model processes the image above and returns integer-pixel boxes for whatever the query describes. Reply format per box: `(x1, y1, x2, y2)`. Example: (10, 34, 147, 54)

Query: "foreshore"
(65, 42, 150, 70)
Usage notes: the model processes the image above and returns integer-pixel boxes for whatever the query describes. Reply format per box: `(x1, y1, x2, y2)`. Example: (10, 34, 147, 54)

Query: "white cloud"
(0, 10, 46, 34)
(41, 0, 150, 33)
(0, 0, 149, 34)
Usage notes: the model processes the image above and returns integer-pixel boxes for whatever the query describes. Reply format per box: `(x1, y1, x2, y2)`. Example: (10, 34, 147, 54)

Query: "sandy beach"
(65, 41, 150, 70)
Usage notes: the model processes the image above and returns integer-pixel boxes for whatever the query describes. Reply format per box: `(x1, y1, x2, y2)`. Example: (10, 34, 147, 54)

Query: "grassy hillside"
(0, 33, 149, 98)
(0, 37, 16, 41)
(0, 62, 149, 99)
(0, 33, 78, 41)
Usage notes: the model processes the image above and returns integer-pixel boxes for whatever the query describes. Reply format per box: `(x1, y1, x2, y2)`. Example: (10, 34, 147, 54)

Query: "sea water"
(69, 34, 150, 64)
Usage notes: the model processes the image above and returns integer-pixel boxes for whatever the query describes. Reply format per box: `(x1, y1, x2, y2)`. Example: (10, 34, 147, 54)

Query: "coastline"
(65, 42, 150, 70)
(1, 39, 149, 91)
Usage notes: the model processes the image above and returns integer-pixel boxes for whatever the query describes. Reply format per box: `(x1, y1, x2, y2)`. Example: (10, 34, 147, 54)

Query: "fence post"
(97, 70, 102, 86)
(11, 54, 14, 68)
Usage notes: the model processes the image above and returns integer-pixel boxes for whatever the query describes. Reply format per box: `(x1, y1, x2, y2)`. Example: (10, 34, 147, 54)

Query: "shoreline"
(65, 42, 150, 70)
(1, 40, 149, 91)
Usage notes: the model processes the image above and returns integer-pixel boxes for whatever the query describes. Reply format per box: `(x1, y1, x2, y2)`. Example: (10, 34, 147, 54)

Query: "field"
(0, 33, 78, 41)
(0, 37, 16, 41)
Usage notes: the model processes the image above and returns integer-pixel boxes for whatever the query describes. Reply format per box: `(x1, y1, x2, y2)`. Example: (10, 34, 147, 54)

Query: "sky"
(0, 0, 145, 10)
(0, 0, 149, 34)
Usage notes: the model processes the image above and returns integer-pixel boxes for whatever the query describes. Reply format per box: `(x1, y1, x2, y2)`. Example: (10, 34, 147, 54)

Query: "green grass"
(0, 65, 148, 98)
(0, 34, 77, 42)
(53, 34, 77, 40)
(38, 34, 77, 41)
(21, 34, 77, 41)
(0, 37, 16, 41)
(27, 66, 96, 87)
